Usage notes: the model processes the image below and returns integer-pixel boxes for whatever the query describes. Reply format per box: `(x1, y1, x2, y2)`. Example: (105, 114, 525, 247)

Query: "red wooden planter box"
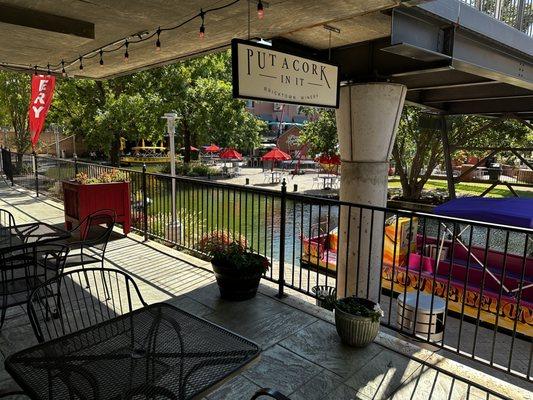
(62, 181, 131, 235)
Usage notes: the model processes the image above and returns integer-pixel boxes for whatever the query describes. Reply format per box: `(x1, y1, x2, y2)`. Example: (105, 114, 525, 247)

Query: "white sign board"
(232, 39, 339, 108)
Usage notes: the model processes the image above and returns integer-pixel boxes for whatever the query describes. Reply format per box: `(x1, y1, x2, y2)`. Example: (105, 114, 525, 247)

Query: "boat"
(302, 201, 533, 336)
(120, 139, 171, 165)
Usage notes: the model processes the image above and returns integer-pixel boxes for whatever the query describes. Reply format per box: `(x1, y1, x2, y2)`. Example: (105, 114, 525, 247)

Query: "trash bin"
(488, 163, 502, 181)
(397, 292, 446, 343)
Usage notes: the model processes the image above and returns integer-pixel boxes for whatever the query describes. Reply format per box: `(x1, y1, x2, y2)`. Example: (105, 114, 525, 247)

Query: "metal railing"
(1, 149, 532, 382)
(459, 0, 533, 36)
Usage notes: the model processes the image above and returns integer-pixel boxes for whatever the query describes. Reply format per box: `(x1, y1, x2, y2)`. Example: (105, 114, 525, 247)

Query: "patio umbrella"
(317, 153, 340, 174)
(261, 148, 291, 161)
(317, 154, 340, 165)
(261, 148, 291, 171)
(219, 148, 243, 160)
(204, 144, 220, 153)
(179, 146, 199, 151)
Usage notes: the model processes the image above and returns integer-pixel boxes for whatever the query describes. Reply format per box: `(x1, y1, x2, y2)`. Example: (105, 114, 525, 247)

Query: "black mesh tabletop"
(5, 303, 260, 400)
(0, 222, 70, 254)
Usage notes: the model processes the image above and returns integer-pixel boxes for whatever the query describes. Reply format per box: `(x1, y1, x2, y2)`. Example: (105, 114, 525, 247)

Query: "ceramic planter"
(335, 300, 380, 347)
(212, 255, 266, 301)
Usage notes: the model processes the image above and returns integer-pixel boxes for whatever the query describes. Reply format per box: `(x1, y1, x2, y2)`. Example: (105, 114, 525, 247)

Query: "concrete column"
(336, 83, 407, 301)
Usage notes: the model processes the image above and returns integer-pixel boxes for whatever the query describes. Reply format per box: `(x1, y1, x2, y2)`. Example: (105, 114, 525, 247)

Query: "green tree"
(51, 50, 263, 165)
(392, 107, 533, 200)
(151, 51, 263, 163)
(50, 76, 164, 165)
(299, 109, 338, 157)
(0, 71, 31, 167)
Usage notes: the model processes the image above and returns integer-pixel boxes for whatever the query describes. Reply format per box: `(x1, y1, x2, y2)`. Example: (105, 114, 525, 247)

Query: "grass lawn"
(388, 178, 533, 198)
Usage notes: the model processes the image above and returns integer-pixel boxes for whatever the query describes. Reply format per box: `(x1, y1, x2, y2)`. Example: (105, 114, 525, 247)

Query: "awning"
(433, 198, 533, 229)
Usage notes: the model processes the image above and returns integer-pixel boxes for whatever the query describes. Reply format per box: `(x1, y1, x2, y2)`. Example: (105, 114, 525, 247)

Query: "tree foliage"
(48, 50, 263, 164)
(299, 108, 338, 157)
(392, 106, 533, 200)
(0, 71, 31, 155)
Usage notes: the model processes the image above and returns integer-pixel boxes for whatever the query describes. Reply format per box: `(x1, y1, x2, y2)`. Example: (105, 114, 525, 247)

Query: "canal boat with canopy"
(302, 198, 533, 336)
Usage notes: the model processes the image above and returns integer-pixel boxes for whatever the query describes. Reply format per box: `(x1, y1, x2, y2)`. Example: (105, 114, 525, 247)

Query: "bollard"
(293, 184, 298, 192)
(245, 178, 250, 185)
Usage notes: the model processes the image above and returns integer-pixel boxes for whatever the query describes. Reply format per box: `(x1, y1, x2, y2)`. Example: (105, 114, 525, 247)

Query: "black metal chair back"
(71, 209, 116, 246)
(63, 209, 116, 270)
(0, 209, 15, 245)
(28, 268, 147, 343)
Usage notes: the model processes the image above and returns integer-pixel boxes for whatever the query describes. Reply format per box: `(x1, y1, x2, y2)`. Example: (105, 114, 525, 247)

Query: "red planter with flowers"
(62, 180, 131, 235)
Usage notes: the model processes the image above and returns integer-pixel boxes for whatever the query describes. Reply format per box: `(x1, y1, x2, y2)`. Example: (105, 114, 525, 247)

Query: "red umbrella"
(204, 144, 220, 153)
(316, 154, 340, 165)
(261, 148, 291, 161)
(219, 148, 243, 160)
(180, 146, 199, 151)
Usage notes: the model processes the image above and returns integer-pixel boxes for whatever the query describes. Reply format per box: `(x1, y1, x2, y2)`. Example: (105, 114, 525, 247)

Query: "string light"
(61, 60, 66, 77)
(14, 0, 242, 73)
(199, 9, 205, 39)
(124, 40, 129, 62)
(155, 28, 161, 51)
(257, 0, 264, 19)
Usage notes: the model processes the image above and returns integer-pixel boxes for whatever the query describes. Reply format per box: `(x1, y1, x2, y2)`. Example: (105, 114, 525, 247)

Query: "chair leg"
(0, 305, 6, 331)
(100, 260, 110, 300)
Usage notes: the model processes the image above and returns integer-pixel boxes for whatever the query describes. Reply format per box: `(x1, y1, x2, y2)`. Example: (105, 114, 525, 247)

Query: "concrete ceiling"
(0, 0, 398, 79)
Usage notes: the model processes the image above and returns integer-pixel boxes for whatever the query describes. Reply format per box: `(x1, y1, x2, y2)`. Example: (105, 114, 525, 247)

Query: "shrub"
(74, 169, 126, 184)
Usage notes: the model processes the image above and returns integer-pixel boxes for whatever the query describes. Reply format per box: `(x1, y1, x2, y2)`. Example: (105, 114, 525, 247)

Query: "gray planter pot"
(334, 305, 380, 347)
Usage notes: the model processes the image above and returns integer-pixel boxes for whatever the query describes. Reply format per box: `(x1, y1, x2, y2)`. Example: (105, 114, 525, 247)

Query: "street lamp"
(162, 113, 178, 241)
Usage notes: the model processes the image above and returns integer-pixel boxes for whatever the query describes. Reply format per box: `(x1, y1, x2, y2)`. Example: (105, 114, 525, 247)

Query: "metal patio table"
(0, 222, 70, 255)
(5, 303, 261, 400)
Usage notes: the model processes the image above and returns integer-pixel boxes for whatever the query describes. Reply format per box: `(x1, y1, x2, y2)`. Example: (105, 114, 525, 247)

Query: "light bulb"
(257, 1, 264, 19)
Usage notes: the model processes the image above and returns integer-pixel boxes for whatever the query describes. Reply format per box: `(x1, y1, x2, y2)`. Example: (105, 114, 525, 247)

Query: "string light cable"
(0, 0, 252, 76)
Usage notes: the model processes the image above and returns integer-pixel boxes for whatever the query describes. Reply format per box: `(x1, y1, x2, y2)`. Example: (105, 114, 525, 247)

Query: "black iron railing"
(1, 149, 532, 382)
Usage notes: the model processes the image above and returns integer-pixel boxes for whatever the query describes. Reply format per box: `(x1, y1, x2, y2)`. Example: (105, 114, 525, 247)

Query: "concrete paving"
(0, 182, 530, 399)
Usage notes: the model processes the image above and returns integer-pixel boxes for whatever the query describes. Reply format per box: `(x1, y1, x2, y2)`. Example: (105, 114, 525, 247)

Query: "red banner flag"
(28, 75, 56, 147)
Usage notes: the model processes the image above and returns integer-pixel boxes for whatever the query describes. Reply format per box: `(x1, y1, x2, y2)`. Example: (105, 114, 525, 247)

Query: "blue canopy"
(433, 198, 533, 229)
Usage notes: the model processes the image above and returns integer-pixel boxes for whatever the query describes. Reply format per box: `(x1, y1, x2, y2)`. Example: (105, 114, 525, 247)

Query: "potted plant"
(334, 297, 383, 347)
(198, 231, 270, 301)
(63, 170, 131, 235)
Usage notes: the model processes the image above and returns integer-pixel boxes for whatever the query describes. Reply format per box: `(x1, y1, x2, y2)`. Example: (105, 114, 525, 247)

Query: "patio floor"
(0, 181, 530, 400)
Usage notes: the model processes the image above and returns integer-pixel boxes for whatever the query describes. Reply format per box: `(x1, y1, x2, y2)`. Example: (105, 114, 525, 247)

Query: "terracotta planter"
(212, 256, 266, 301)
(335, 300, 380, 347)
(63, 181, 131, 235)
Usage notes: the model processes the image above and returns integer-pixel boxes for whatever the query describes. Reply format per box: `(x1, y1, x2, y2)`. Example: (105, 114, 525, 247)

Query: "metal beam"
(0, 3, 94, 39)
(444, 98, 533, 114)
(407, 79, 496, 91)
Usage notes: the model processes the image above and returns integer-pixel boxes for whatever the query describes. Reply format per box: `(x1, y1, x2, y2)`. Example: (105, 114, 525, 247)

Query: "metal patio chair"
(0, 244, 69, 330)
(27, 267, 146, 343)
(41, 209, 116, 273)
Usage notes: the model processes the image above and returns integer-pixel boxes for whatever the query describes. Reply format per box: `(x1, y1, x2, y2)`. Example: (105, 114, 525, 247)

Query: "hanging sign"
(28, 74, 56, 147)
(232, 39, 339, 108)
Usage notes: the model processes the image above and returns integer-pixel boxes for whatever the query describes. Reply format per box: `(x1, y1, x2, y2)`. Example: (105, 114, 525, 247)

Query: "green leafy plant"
(335, 297, 384, 323)
(74, 169, 127, 184)
(197, 230, 268, 275)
